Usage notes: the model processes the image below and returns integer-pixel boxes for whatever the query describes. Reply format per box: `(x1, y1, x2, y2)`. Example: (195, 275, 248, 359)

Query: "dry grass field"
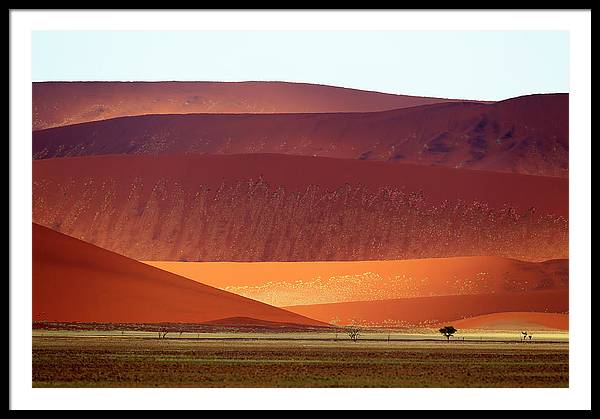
(32, 330, 568, 388)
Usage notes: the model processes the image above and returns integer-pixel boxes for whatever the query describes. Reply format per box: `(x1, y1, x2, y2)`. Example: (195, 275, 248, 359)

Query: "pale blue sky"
(32, 31, 569, 101)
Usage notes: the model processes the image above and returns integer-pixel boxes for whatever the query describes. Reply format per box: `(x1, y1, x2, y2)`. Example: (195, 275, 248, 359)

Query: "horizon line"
(30, 79, 569, 102)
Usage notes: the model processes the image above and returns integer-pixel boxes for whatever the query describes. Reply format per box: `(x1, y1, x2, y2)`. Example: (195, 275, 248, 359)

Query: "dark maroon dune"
(33, 153, 568, 262)
(32, 93, 567, 177)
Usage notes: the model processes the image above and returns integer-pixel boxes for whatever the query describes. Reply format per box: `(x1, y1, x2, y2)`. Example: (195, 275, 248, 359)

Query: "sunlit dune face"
(144, 257, 568, 307)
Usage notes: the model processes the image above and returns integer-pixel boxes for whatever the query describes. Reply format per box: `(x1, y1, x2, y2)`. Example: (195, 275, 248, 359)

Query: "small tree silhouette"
(347, 326, 361, 342)
(439, 326, 457, 341)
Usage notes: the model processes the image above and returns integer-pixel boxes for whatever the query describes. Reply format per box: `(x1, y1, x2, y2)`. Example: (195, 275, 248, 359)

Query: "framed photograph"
(9, 9, 591, 410)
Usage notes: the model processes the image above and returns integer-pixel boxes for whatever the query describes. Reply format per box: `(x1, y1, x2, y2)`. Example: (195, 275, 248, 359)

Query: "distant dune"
(32, 223, 326, 327)
(447, 312, 568, 331)
(144, 257, 568, 307)
(201, 316, 325, 330)
(33, 93, 567, 177)
(32, 81, 478, 130)
(33, 154, 568, 262)
(284, 290, 569, 327)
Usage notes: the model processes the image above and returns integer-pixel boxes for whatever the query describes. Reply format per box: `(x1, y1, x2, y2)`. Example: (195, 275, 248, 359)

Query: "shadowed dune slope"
(32, 223, 326, 327)
(143, 257, 568, 307)
(33, 154, 568, 262)
(447, 312, 568, 331)
(32, 93, 567, 177)
(284, 290, 569, 327)
(32, 81, 474, 130)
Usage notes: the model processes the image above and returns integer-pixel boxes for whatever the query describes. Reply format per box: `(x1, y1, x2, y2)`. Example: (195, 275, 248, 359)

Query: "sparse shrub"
(347, 326, 361, 342)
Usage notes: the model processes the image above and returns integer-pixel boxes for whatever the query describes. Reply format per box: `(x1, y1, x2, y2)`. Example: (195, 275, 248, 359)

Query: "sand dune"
(32, 93, 567, 177)
(33, 154, 568, 262)
(201, 317, 325, 330)
(32, 81, 478, 130)
(144, 257, 568, 307)
(447, 312, 568, 331)
(32, 223, 326, 327)
(284, 290, 569, 327)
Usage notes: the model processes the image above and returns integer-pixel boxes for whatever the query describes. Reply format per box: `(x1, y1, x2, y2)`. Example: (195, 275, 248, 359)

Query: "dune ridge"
(284, 290, 569, 327)
(32, 93, 567, 177)
(32, 80, 480, 130)
(446, 312, 568, 331)
(32, 222, 326, 327)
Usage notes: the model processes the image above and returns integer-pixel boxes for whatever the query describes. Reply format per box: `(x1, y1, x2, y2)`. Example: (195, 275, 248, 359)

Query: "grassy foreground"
(32, 330, 568, 388)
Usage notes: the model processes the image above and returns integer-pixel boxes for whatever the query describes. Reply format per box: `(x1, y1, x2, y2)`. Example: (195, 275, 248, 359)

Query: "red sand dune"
(32, 81, 478, 130)
(32, 222, 326, 327)
(201, 317, 323, 330)
(284, 290, 569, 327)
(33, 153, 568, 262)
(447, 312, 568, 331)
(144, 257, 568, 307)
(32, 94, 567, 177)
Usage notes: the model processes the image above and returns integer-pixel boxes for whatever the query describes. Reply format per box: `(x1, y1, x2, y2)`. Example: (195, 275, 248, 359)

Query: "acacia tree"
(439, 326, 457, 341)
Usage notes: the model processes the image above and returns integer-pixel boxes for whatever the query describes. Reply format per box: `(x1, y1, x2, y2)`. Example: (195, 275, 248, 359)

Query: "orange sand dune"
(143, 257, 568, 307)
(32, 93, 567, 177)
(447, 312, 568, 331)
(284, 290, 568, 327)
(33, 154, 568, 262)
(32, 81, 478, 130)
(32, 223, 326, 327)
